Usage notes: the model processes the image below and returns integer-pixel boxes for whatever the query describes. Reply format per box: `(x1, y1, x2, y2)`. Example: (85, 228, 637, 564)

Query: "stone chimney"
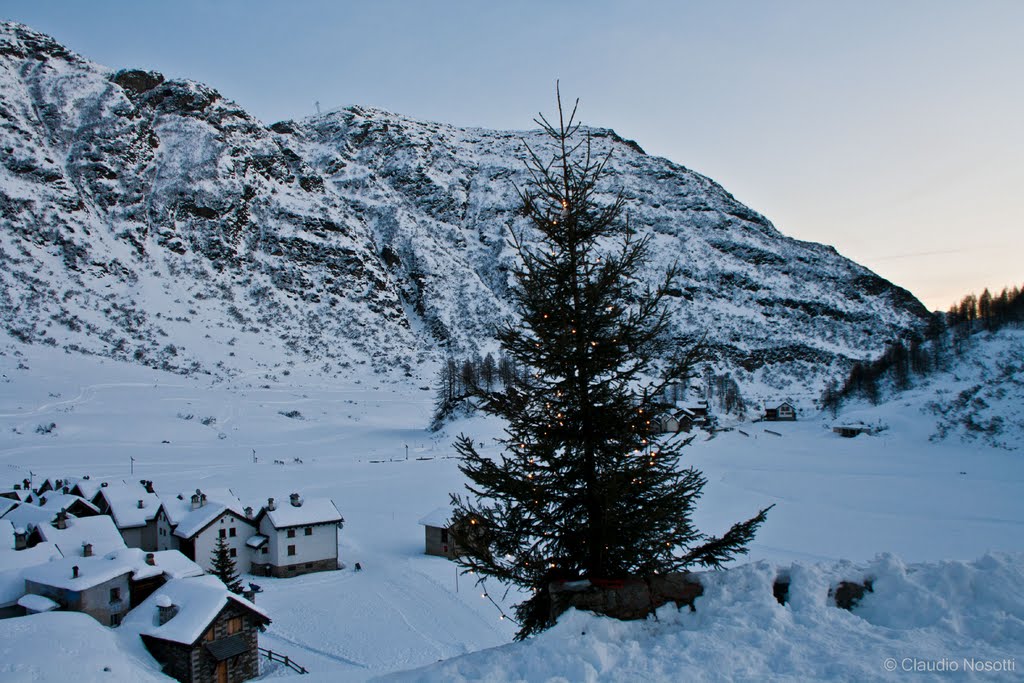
(13, 483, 20, 491)
(22, 478, 30, 490)
(56, 509, 68, 530)
(13, 528, 27, 551)
(244, 506, 253, 519)
(72, 565, 79, 579)
(267, 497, 276, 511)
(62, 486, 69, 494)
(191, 489, 203, 510)
(137, 499, 145, 509)
(82, 542, 93, 557)
(101, 482, 108, 488)
(156, 595, 178, 625)
(145, 553, 156, 566)
(290, 493, 302, 507)
(142, 480, 155, 494)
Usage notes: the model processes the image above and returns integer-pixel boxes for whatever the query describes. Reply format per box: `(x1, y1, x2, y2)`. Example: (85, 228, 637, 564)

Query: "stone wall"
(267, 556, 337, 578)
(549, 572, 874, 623)
(549, 574, 704, 623)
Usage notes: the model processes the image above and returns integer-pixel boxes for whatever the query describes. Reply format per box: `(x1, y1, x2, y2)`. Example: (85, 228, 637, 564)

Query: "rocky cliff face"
(0, 22, 928, 390)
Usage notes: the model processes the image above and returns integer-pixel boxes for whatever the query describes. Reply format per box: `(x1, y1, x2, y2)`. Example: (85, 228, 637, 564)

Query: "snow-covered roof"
(104, 547, 204, 581)
(0, 502, 56, 529)
(94, 481, 161, 528)
(0, 541, 62, 570)
(172, 501, 253, 540)
(67, 477, 104, 501)
(0, 489, 31, 502)
(161, 487, 246, 527)
(418, 506, 454, 528)
(261, 496, 342, 529)
(34, 515, 127, 558)
(37, 492, 100, 514)
(18, 592, 59, 612)
(0, 517, 61, 571)
(0, 542, 62, 607)
(246, 534, 268, 549)
(0, 497, 17, 517)
(22, 554, 134, 591)
(121, 575, 269, 646)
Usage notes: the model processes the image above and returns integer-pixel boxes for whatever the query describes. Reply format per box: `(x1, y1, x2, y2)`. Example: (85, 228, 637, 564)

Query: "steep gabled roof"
(37, 492, 100, 515)
(93, 482, 161, 529)
(121, 575, 269, 646)
(161, 488, 246, 527)
(172, 502, 253, 541)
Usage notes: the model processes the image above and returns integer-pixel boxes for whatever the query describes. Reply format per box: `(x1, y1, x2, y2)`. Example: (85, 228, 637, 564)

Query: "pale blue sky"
(4, 0, 1021, 310)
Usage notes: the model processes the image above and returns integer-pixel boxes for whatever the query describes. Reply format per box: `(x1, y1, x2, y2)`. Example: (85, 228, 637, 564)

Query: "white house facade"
(171, 491, 255, 575)
(252, 494, 342, 578)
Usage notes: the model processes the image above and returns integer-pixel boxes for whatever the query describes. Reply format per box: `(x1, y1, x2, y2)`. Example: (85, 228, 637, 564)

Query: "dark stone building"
(122, 575, 270, 683)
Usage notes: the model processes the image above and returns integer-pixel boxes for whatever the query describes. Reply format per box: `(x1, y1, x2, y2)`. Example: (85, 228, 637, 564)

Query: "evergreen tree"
(451, 90, 771, 639)
(210, 535, 243, 594)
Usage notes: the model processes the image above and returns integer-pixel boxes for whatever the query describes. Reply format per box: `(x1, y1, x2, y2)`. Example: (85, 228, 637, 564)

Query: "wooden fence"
(259, 647, 308, 675)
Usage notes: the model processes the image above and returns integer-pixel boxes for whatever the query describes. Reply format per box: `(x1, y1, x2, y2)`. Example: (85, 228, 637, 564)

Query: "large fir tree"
(210, 535, 244, 594)
(451, 90, 771, 639)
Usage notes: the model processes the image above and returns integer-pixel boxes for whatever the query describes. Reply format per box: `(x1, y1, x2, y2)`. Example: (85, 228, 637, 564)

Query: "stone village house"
(122, 574, 270, 683)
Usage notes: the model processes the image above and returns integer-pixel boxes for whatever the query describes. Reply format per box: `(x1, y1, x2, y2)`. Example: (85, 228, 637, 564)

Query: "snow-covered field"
(1, 338, 1022, 681)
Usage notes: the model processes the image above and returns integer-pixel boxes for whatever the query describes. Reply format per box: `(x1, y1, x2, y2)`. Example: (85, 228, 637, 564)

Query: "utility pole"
(130, 456, 135, 475)
(405, 444, 409, 461)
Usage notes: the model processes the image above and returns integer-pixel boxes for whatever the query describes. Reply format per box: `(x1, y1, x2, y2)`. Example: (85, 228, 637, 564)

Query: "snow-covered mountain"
(835, 327, 1024, 450)
(0, 22, 929, 389)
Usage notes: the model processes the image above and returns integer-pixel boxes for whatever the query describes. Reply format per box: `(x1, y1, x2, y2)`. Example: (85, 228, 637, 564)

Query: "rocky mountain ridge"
(0, 22, 929, 392)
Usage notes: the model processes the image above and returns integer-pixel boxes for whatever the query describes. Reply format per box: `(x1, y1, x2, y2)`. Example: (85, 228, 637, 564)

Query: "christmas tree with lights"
(451, 88, 771, 638)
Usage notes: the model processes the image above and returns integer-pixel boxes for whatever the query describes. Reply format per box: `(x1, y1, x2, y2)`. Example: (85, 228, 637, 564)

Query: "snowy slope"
(2, 335, 1022, 680)
(833, 328, 1024, 451)
(384, 555, 1023, 683)
(0, 22, 929, 395)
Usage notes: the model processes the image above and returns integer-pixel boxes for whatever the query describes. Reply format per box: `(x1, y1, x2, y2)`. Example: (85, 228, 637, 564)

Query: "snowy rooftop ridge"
(121, 575, 269, 645)
(94, 481, 161, 529)
(161, 487, 246, 527)
(418, 506, 453, 528)
(260, 495, 342, 529)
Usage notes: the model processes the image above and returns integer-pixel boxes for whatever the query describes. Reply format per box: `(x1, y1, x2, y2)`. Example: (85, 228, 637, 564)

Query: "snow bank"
(0, 612, 166, 682)
(383, 554, 1023, 682)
